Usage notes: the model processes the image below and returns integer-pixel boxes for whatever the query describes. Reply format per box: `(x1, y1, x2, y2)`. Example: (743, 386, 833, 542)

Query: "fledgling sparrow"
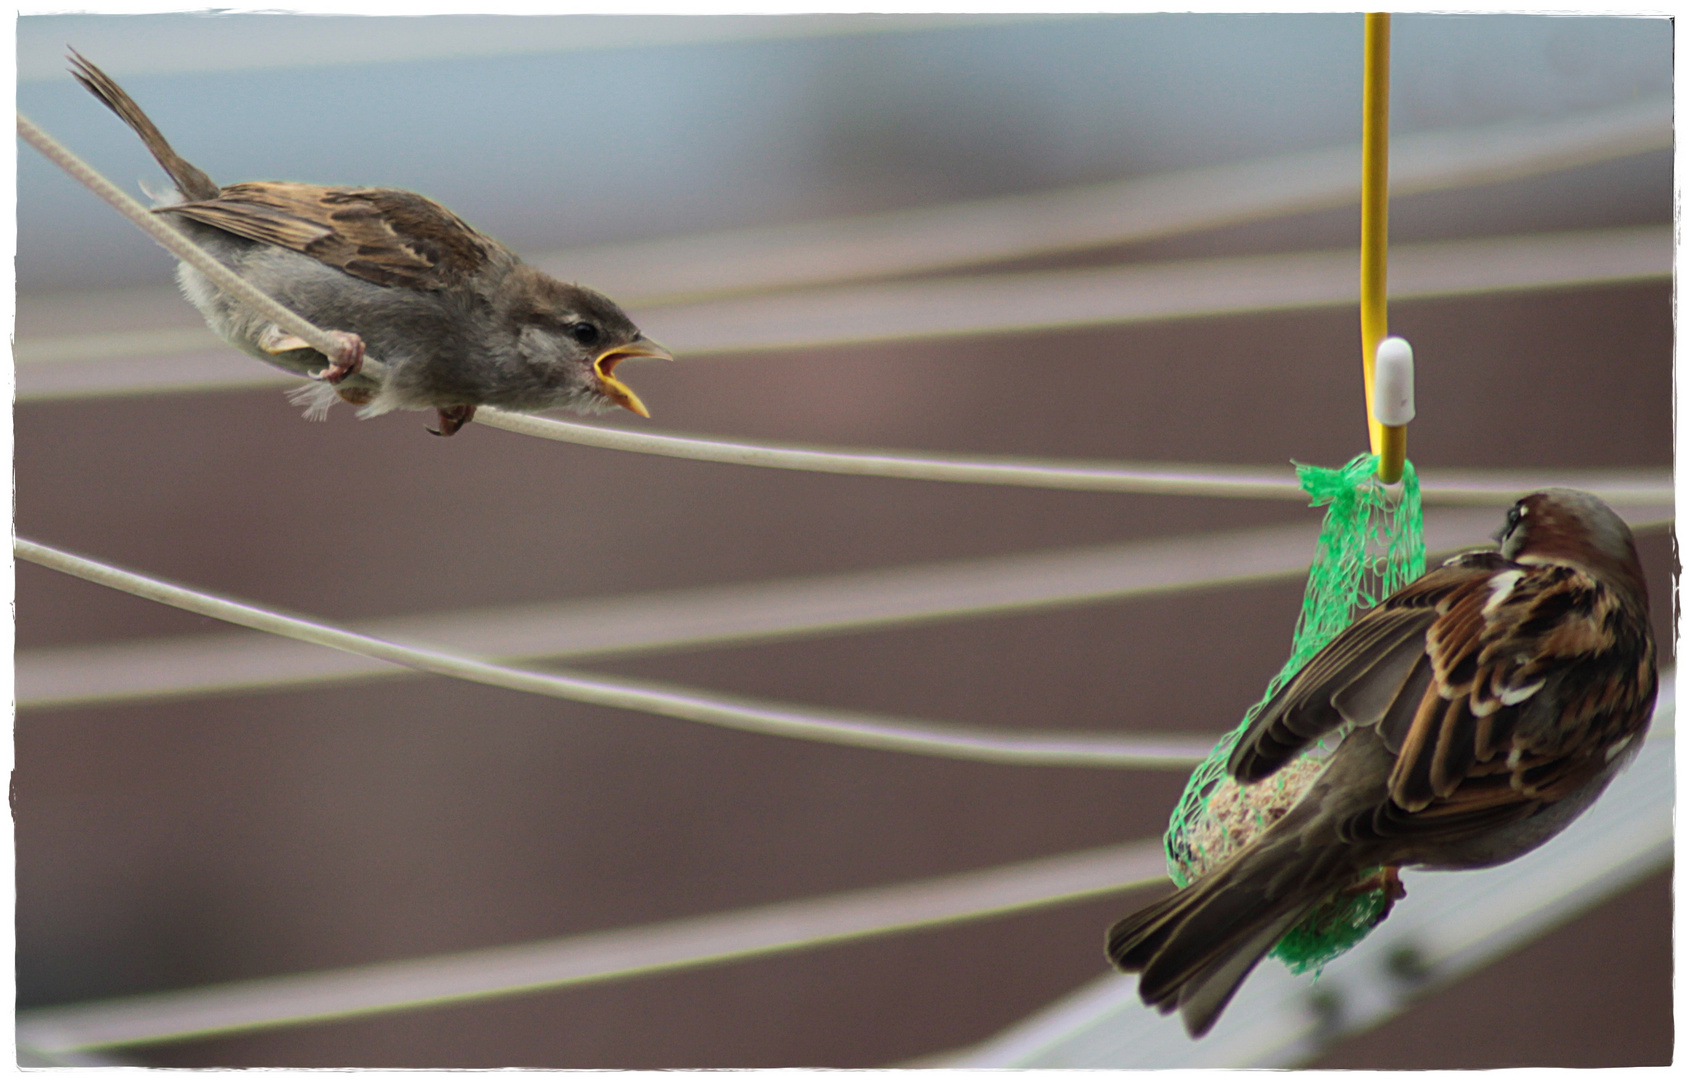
(70, 51, 671, 436)
(1107, 488, 1657, 1037)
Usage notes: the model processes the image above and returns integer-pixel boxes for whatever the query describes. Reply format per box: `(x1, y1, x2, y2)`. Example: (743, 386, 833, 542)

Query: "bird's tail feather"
(1107, 845, 1323, 1037)
(67, 50, 220, 201)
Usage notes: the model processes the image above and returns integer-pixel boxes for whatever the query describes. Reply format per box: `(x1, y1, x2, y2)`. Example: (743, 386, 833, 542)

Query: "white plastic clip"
(1372, 336, 1415, 426)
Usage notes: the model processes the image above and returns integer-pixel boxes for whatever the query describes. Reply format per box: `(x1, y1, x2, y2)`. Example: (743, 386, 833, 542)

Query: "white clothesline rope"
(14, 839, 1171, 1053)
(14, 537, 1215, 769)
(17, 508, 1671, 712)
(542, 95, 1672, 305)
(4, 510, 1491, 710)
(479, 413, 1673, 505)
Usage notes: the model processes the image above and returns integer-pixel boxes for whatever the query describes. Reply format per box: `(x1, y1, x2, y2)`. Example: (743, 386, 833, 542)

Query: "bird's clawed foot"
(428, 404, 477, 437)
(1343, 865, 1407, 919)
(309, 330, 366, 385)
(260, 325, 365, 385)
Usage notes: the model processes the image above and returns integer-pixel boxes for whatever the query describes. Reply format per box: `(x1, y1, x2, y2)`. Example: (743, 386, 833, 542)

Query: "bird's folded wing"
(164, 182, 496, 290)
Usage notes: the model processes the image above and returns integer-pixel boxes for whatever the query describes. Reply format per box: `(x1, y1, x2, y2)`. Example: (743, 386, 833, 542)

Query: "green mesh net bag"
(1162, 452, 1424, 974)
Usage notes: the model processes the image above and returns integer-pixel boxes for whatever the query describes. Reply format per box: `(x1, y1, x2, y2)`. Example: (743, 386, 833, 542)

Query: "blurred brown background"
(14, 13, 1673, 1067)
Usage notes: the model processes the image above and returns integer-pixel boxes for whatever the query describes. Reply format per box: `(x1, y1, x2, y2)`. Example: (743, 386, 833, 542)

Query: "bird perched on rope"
(1107, 488, 1657, 1037)
(69, 51, 671, 436)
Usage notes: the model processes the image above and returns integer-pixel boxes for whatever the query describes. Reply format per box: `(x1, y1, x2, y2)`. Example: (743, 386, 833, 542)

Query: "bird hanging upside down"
(69, 50, 671, 437)
(1107, 488, 1657, 1037)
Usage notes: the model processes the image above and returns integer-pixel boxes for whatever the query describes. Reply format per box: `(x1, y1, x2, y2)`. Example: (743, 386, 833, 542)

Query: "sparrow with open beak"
(1107, 488, 1657, 1037)
(70, 51, 671, 436)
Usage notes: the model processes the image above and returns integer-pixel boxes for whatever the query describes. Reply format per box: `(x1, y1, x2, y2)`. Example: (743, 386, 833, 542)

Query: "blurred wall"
(13, 12, 1674, 1067)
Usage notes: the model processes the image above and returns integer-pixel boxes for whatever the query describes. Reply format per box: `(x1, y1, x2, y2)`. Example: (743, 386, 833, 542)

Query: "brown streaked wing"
(162, 182, 335, 252)
(162, 182, 497, 290)
(1385, 562, 1651, 813)
(1228, 559, 1496, 784)
(1384, 571, 1537, 810)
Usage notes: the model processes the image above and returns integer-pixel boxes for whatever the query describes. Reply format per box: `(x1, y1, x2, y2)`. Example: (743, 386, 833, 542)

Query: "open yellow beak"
(593, 338, 673, 419)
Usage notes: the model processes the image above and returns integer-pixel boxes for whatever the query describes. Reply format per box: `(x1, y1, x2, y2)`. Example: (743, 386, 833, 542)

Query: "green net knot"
(1161, 452, 1424, 973)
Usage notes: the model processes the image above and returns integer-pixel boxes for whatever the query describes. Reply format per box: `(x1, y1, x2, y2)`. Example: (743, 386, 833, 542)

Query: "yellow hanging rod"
(1360, 12, 1408, 484)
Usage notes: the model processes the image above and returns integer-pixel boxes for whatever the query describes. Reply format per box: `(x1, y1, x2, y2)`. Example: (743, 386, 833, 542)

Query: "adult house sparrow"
(1107, 488, 1657, 1038)
(70, 52, 671, 436)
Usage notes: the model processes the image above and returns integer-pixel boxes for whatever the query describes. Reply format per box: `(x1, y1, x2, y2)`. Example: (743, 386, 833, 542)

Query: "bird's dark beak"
(593, 338, 673, 419)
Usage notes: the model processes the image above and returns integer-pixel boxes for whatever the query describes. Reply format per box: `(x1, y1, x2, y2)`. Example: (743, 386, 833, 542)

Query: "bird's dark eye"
(1496, 503, 1525, 543)
(568, 322, 601, 346)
